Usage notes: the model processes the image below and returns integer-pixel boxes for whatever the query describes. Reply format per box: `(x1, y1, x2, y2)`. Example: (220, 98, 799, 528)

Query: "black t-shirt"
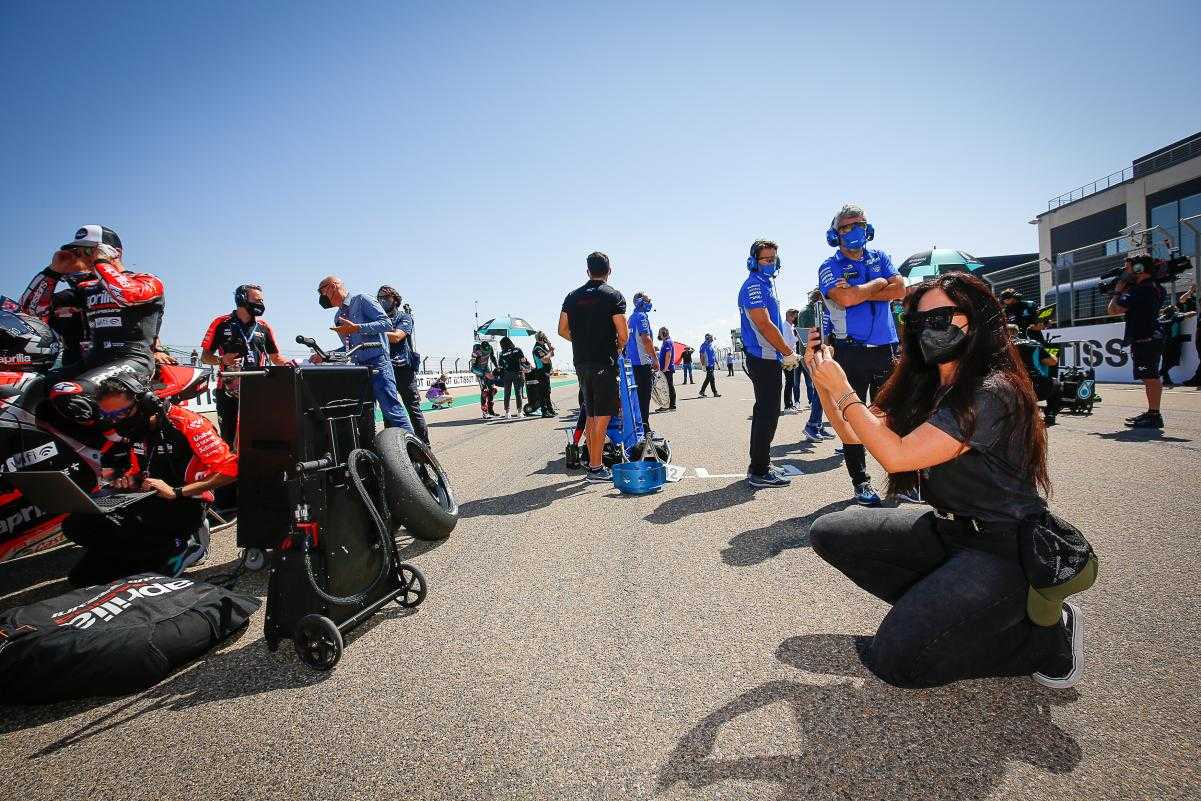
(681, 347, 693, 364)
(561, 280, 627, 366)
(499, 346, 525, 373)
(1118, 280, 1165, 342)
(922, 375, 1047, 524)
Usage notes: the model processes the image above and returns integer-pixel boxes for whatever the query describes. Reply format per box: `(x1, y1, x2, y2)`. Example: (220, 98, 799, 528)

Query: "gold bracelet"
(834, 389, 858, 410)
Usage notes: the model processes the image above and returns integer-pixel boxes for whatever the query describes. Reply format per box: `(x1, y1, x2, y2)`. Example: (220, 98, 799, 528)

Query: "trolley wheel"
(396, 562, 427, 608)
(294, 614, 343, 671)
(244, 548, 268, 572)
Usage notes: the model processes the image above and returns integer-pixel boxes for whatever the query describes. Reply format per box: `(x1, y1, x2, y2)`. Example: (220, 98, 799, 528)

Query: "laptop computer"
(4, 470, 156, 514)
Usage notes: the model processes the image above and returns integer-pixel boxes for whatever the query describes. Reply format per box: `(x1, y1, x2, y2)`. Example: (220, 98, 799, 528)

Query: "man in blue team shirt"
(818, 203, 906, 505)
(377, 285, 428, 443)
(625, 292, 661, 431)
(315, 275, 415, 434)
(738, 239, 800, 488)
(697, 333, 721, 397)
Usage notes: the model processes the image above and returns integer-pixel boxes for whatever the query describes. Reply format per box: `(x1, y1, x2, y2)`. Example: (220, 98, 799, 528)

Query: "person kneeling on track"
(22, 225, 165, 425)
(62, 377, 238, 587)
(427, 374, 455, 409)
(805, 273, 1094, 690)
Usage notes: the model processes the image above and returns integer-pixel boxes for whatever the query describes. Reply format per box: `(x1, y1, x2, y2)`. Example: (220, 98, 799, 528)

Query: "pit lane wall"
(1046, 316, 1198, 383)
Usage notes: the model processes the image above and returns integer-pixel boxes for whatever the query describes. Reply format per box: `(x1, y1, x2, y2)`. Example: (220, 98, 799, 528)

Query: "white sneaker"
(1032, 601, 1084, 689)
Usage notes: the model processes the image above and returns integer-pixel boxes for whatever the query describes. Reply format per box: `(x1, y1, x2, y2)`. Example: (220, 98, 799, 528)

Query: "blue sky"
(2, 0, 1199, 363)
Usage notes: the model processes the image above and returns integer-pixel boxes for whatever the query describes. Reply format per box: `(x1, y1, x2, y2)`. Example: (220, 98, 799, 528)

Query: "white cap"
(62, 225, 122, 252)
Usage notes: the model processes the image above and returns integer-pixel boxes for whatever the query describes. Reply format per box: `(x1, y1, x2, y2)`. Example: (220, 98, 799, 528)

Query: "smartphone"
(814, 296, 826, 346)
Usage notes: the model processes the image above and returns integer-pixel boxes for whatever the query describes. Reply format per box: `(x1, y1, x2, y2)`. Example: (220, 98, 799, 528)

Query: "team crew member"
(806, 273, 1091, 689)
(819, 204, 906, 505)
(497, 336, 528, 418)
(1000, 289, 1038, 335)
(531, 331, 557, 418)
(25, 226, 165, 424)
(625, 293, 660, 429)
(61, 377, 238, 587)
(201, 284, 288, 448)
(697, 334, 721, 397)
(315, 276, 415, 434)
(680, 345, 695, 384)
(726, 351, 735, 376)
(377, 285, 429, 444)
(657, 327, 677, 411)
(470, 341, 499, 418)
(1015, 319, 1062, 426)
(782, 308, 801, 410)
(559, 252, 628, 483)
(1109, 255, 1168, 429)
(738, 239, 798, 488)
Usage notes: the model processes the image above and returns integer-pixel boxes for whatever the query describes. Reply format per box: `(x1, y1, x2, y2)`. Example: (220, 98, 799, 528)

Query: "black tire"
(396, 563, 427, 608)
(294, 614, 343, 671)
(374, 428, 458, 541)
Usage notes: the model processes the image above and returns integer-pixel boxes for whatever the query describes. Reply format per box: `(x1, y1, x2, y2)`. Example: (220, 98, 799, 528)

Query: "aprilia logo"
(52, 577, 194, 630)
(0, 504, 46, 535)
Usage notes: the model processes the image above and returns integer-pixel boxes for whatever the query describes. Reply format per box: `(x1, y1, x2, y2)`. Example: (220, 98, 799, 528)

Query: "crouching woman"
(805, 272, 1093, 689)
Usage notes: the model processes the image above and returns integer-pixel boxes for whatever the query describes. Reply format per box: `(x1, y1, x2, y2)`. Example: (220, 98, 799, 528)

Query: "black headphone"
(107, 374, 165, 418)
(234, 283, 262, 308)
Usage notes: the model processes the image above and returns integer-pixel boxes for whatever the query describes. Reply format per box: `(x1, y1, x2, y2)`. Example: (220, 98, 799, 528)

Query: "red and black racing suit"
(22, 262, 165, 423)
(62, 404, 238, 587)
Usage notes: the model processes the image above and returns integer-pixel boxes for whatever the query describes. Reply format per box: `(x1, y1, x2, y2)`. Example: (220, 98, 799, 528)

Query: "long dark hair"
(499, 336, 514, 350)
(874, 272, 1050, 497)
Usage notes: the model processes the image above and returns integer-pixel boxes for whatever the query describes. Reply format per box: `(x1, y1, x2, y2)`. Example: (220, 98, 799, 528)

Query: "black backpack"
(0, 574, 260, 704)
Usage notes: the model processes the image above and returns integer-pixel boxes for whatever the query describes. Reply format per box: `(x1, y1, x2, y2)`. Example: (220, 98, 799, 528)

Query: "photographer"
(1107, 255, 1167, 429)
(62, 377, 238, 587)
(805, 272, 1089, 689)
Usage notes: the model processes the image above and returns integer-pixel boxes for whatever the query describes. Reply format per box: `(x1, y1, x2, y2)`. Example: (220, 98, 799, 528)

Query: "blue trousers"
(801, 363, 824, 428)
(365, 356, 415, 434)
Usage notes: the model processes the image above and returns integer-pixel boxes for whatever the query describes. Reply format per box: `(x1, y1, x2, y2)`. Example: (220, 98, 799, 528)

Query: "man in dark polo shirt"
(1108, 254, 1167, 428)
(559, 252, 628, 483)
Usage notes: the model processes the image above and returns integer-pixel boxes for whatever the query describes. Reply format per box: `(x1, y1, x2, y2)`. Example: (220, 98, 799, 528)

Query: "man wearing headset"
(1108, 254, 1167, 429)
(739, 239, 798, 488)
(818, 203, 906, 506)
(60, 377, 238, 587)
(625, 292, 661, 432)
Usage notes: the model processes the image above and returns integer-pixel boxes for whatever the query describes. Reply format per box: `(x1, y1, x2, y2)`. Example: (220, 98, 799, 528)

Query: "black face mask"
(318, 292, 334, 309)
(242, 301, 265, 317)
(111, 414, 149, 438)
(918, 324, 968, 365)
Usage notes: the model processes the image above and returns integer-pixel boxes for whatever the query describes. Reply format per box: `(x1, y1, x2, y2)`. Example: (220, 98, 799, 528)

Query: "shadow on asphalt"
(1088, 429, 1192, 443)
(644, 481, 754, 525)
(659, 633, 1082, 801)
(428, 416, 490, 429)
(722, 500, 854, 567)
(458, 480, 588, 519)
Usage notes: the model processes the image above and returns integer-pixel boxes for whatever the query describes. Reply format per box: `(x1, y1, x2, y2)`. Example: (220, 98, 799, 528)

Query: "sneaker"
(565, 444, 581, 470)
(1128, 412, 1163, 429)
(853, 481, 882, 506)
(803, 425, 823, 442)
(162, 534, 208, 577)
(1032, 601, 1084, 689)
(1123, 410, 1151, 423)
(895, 487, 922, 504)
(585, 465, 613, 483)
(746, 470, 790, 488)
(510, 411, 520, 419)
(698, 393, 707, 398)
(834, 445, 844, 454)
(713, 393, 721, 397)
(820, 429, 837, 440)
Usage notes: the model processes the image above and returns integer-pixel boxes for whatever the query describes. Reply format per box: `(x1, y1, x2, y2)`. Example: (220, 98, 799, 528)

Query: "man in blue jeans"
(801, 290, 834, 442)
(316, 275, 415, 434)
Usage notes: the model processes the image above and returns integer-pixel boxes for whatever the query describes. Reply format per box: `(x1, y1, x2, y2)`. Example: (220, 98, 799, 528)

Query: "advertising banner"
(1045, 316, 1198, 383)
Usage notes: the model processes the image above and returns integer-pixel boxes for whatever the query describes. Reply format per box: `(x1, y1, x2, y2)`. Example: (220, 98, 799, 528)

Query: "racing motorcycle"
(0, 306, 211, 562)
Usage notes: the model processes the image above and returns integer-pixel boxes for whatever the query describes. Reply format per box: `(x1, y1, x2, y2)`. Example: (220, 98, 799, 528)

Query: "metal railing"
(1047, 136, 1201, 211)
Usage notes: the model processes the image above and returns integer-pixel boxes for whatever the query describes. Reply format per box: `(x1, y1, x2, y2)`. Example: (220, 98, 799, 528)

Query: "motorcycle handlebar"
(296, 335, 381, 363)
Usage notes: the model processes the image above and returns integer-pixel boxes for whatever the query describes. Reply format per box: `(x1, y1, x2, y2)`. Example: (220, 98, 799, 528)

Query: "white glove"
(781, 352, 800, 370)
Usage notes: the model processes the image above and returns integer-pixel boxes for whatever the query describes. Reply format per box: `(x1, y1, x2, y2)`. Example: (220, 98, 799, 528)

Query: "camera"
(1098, 253, 1193, 295)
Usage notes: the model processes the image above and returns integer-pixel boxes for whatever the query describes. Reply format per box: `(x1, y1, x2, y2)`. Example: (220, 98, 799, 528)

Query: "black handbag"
(1018, 511, 1098, 627)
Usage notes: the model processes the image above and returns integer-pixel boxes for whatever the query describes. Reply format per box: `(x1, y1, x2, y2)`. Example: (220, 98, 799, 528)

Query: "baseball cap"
(62, 225, 122, 252)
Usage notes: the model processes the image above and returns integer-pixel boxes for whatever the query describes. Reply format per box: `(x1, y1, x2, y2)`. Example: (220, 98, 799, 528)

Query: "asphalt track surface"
(3, 376, 1200, 801)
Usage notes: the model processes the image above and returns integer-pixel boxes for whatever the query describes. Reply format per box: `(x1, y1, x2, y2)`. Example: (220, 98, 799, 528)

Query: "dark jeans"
(831, 342, 896, 486)
(699, 366, 718, 395)
(394, 365, 429, 444)
(800, 363, 824, 428)
(810, 506, 1069, 688)
(681, 363, 694, 383)
(213, 388, 239, 509)
(502, 371, 524, 411)
(533, 368, 555, 414)
(727, 363, 735, 376)
(63, 497, 207, 587)
(783, 365, 801, 407)
(746, 355, 783, 476)
(663, 370, 676, 408)
(633, 363, 654, 426)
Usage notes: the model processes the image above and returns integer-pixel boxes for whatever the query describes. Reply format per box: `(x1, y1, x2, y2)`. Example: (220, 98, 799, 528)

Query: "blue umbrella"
(476, 315, 537, 337)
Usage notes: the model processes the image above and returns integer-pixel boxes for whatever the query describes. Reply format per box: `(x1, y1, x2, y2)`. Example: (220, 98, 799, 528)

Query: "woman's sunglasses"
(905, 305, 965, 333)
